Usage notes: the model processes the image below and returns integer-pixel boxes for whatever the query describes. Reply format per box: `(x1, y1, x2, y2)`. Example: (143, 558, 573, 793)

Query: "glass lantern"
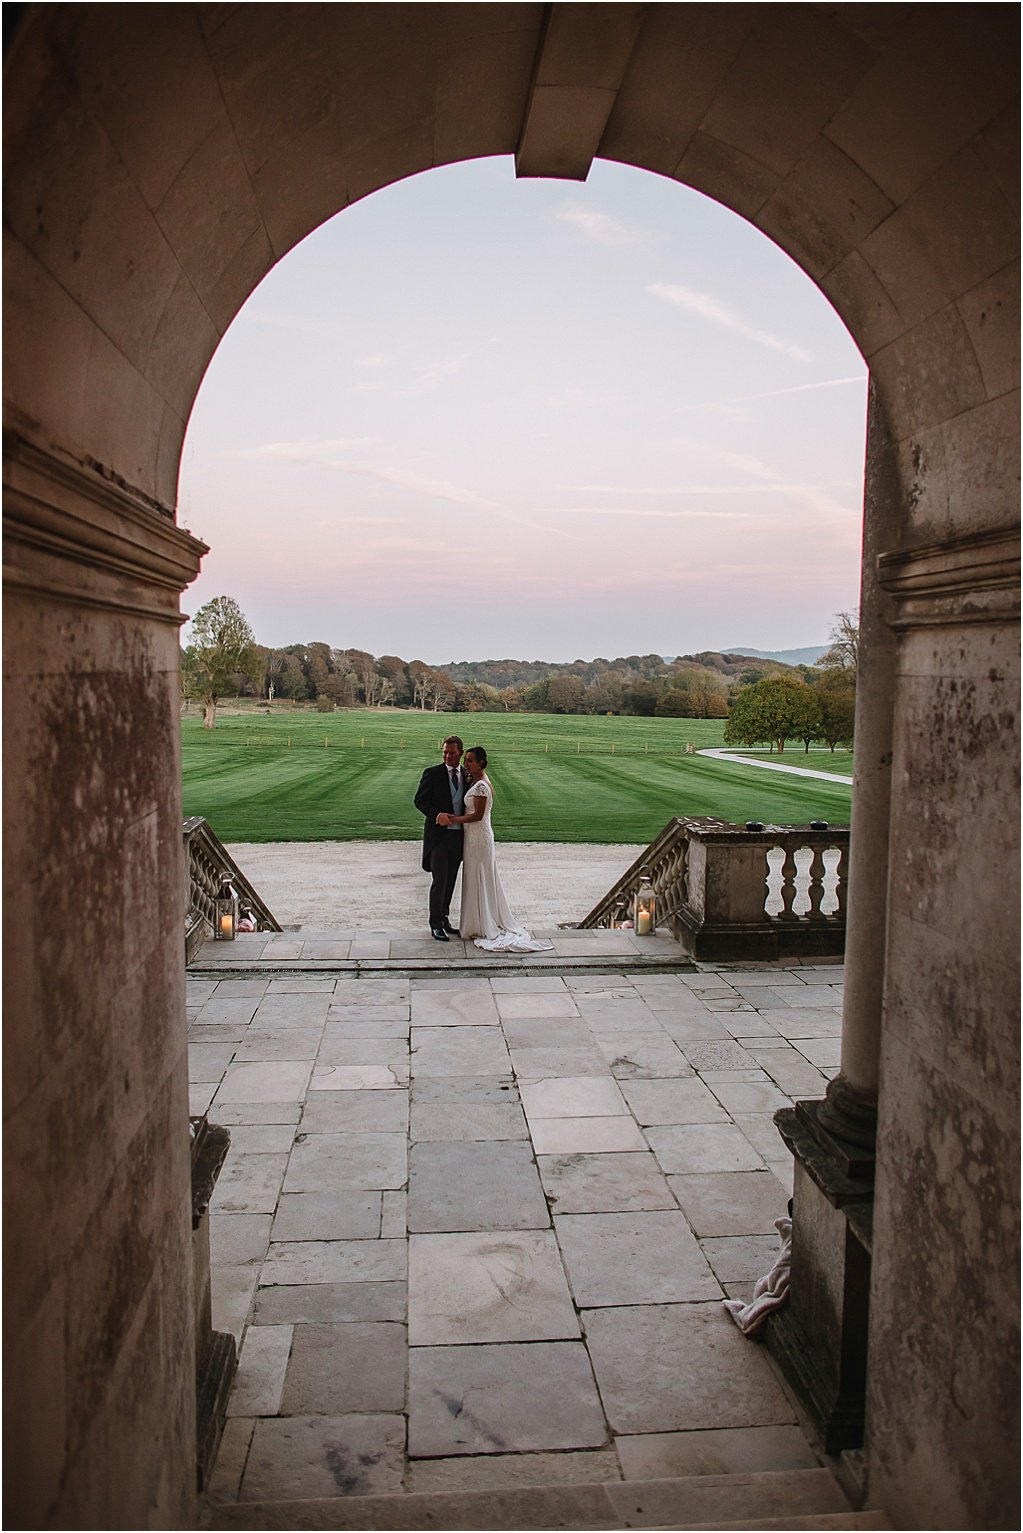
(634, 875, 656, 936)
(214, 882, 239, 941)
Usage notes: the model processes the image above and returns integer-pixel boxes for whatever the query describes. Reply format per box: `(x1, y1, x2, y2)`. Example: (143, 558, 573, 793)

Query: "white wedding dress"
(458, 779, 553, 952)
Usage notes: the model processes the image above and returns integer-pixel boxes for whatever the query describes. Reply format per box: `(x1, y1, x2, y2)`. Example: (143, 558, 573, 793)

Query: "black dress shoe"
(442, 920, 460, 936)
(431, 926, 449, 941)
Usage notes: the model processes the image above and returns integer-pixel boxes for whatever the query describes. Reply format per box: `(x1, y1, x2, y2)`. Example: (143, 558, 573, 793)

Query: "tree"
(814, 668, 857, 750)
(622, 679, 660, 716)
(547, 675, 585, 714)
(655, 688, 691, 718)
(264, 648, 284, 702)
(819, 610, 859, 673)
(183, 595, 256, 729)
(724, 674, 821, 754)
(305, 641, 334, 696)
(376, 655, 411, 707)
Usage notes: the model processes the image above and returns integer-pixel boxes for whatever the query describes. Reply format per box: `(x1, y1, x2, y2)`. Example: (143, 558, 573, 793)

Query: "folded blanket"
(722, 1215, 792, 1336)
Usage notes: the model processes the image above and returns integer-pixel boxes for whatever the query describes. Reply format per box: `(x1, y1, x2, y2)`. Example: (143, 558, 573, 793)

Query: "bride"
(436, 746, 553, 953)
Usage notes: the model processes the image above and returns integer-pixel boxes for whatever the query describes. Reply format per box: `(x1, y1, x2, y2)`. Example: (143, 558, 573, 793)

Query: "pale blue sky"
(178, 157, 868, 662)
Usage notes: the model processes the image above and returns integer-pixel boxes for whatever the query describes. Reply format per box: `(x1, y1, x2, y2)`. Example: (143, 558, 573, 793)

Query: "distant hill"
(724, 644, 828, 667)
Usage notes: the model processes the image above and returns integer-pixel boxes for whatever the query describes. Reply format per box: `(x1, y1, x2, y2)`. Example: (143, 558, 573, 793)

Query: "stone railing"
(579, 816, 849, 961)
(183, 816, 282, 959)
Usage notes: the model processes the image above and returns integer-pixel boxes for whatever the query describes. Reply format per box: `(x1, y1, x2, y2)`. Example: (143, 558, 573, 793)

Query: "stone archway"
(4, 6, 1018, 1527)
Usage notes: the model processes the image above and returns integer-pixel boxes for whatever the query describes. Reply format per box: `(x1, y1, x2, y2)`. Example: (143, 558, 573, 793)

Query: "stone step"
(204, 1467, 854, 1530)
(674, 1516, 891, 1530)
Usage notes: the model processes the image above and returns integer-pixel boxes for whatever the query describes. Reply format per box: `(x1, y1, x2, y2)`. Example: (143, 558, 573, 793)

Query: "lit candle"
(220, 913, 234, 936)
(636, 909, 652, 936)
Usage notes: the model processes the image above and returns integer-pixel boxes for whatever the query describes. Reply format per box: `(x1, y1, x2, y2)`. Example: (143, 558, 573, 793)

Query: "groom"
(414, 735, 466, 941)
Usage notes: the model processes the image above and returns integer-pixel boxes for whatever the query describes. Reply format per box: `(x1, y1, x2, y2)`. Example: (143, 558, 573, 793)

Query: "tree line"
(181, 596, 857, 751)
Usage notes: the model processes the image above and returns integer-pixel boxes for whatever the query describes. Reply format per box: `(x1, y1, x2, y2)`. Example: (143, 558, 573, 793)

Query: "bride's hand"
(436, 812, 452, 826)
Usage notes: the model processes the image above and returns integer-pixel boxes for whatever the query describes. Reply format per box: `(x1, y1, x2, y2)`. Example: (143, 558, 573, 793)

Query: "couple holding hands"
(414, 735, 551, 953)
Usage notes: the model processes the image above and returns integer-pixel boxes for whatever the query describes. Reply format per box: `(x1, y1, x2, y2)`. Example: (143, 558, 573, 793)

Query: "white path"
(697, 748, 853, 785)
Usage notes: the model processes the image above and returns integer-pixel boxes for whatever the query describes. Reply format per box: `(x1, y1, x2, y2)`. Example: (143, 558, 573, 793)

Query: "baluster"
(835, 844, 849, 920)
(778, 846, 799, 921)
(807, 846, 827, 920)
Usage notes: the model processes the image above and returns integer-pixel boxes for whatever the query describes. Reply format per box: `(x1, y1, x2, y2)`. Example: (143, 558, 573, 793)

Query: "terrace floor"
(189, 928, 856, 1528)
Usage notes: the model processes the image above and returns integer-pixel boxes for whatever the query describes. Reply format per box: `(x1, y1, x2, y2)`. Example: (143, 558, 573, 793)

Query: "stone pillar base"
(767, 1098, 874, 1452)
(192, 1119, 236, 1488)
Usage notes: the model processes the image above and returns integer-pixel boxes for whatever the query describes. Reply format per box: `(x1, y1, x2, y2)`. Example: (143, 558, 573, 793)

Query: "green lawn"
(181, 709, 852, 842)
(723, 748, 854, 777)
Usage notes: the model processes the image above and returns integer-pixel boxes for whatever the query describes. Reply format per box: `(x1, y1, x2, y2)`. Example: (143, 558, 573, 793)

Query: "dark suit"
(414, 762, 465, 928)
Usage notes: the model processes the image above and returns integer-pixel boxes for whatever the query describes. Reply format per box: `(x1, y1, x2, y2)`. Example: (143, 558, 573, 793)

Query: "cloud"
(648, 282, 812, 362)
(244, 437, 377, 461)
(236, 438, 499, 511)
(400, 354, 470, 396)
(322, 458, 500, 510)
(563, 506, 761, 520)
(671, 375, 866, 415)
(557, 204, 646, 246)
(715, 451, 777, 481)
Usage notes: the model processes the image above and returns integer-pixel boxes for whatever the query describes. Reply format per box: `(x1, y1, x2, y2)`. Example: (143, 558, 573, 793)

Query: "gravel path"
(226, 840, 646, 931)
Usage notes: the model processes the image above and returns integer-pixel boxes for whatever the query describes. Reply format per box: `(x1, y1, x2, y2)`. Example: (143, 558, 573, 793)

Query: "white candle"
(636, 910, 652, 936)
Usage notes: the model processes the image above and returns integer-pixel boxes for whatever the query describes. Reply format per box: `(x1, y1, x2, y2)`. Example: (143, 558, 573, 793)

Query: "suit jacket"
(414, 762, 465, 871)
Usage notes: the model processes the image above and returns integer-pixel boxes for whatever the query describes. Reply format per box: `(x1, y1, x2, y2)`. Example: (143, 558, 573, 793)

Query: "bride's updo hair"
(468, 745, 488, 768)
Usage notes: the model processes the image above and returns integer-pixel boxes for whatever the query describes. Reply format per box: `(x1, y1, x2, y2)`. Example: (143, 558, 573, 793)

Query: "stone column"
(766, 383, 897, 1454)
(817, 383, 901, 1146)
(3, 432, 208, 1528)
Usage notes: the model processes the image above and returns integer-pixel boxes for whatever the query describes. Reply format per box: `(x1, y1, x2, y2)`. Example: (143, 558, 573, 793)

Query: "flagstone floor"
(188, 930, 844, 1508)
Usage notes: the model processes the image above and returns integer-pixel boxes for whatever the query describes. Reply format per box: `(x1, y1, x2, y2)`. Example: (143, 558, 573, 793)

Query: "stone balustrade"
(183, 816, 282, 958)
(579, 816, 849, 961)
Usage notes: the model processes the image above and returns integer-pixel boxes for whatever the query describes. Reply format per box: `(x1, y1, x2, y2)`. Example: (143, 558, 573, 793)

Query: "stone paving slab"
(196, 943, 844, 1510)
(408, 1139, 549, 1232)
(409, 1229, 580, 1344)
(408, 1342, 607, 1456)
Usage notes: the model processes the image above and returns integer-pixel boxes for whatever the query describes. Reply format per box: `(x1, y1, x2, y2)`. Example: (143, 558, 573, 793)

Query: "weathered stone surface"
(582, 1304, 795, 1432)
(228, 1324, 292, 1418)
(646, 1123, 767, 1175)
(537, 1151, 676, 1214)
(408, 1140, 549, 1232)
(521, 1075, 628, 1120)
(253, 1282, 406, 1326)
(239, 1414, 405, 1500)
(410, 1026, 511, 1077)
(555, 1211, 721, 1306)
(619, 1077, 729, 1126)
(285, 1132, 407, 1194)
(409, 1230, 579, 1344)
(408, 1343, 607, 1456)
(615, 1424, 818, 1479)
(260, 1240, 407, 1287)
(280, 1323, 407, 1414)
(271, 1192, 381, 1242)
(669, 1172, 789, 1236)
